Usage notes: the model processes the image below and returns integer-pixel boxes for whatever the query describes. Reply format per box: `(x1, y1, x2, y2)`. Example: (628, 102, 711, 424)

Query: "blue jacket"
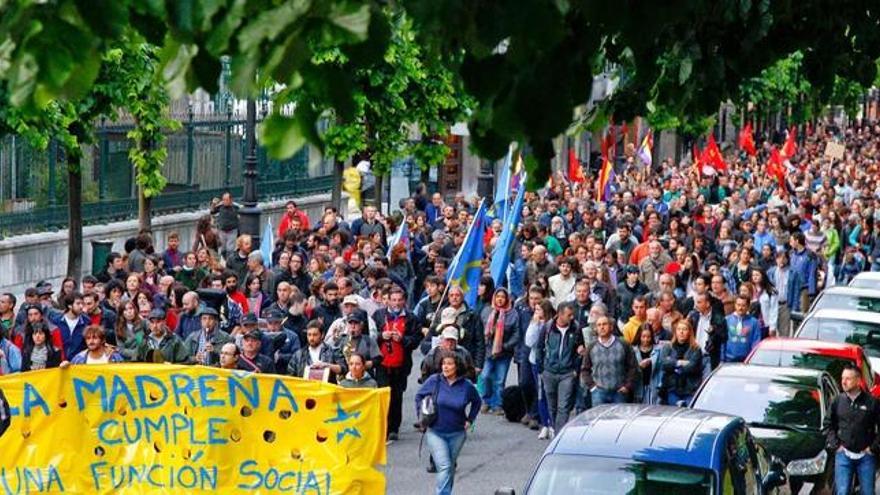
(722, 314, 762, 363)
(47, 312, 89, 360)
(753, 231, 776, 256)
(789, 247, 818, 295)
(175, 308, 203, 341)
(766, 266, 803, 312)
(414, 373, 481, 433)
(0, 338, 21, 374)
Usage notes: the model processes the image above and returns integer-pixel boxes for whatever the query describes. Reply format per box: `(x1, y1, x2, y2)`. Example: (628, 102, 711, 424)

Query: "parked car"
(691, 364, 838, 494)
(848, 272, 880, 289)
(745, 337, 880, 397)
(495, 404, 786, 495)
(792, 287, 880, 328)
(794, 308, 880, 371)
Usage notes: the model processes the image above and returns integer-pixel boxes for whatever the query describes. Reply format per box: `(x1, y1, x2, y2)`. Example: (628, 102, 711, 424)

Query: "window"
(722, 427, 761, 495)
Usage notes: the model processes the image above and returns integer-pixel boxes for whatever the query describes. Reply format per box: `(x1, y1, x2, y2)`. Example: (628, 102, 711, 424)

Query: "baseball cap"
(200, 307, 219, 318)
(346, 311, 365, 324)
(440, 327, 459, 341)
(241, 312, 258, 326)
(266, 310, 285, 323)
(37, 286, 54, 297)
(440, 307, 457, 326)
(243, 328, 262, 340)
(342, 295, 360, 306)
(148, 308, 166, 321)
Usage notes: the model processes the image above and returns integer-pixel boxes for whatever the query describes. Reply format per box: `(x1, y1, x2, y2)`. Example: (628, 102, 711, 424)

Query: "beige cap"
(343, 295, 360, 306)
(440, 327, 459, 341)
(440, 307, 457, 326)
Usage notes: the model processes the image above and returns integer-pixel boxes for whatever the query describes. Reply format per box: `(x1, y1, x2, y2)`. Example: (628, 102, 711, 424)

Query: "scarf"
(486, 308, 507, 356)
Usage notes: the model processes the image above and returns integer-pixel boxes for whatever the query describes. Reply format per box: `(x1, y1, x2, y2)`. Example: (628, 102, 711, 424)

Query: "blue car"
(497, 404, 786, 495)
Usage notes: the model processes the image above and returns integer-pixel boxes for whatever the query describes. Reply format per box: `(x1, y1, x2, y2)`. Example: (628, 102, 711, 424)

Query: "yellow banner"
(0, 364, 389, 494)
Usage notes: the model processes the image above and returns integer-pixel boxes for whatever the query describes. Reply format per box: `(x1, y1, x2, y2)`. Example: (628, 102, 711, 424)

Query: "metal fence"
(0, 110, 333, 236)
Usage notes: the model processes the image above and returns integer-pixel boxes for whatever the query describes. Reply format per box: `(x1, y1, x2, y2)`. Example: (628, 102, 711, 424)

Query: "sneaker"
(520, 414, 531, 425)
(538, 426, 549, 440)
(480, 404, 490, 414)
(528, 419, 540, 430)
(492, 408, 505, 416)
(387, 432, 398, 442)
(548, 427, 556, 440)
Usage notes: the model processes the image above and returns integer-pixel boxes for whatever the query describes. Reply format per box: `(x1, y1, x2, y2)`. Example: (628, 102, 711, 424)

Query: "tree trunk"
(331, 158, 343, 211)
(374, 174, 384, 214)
(138, 185, 152, 234)
(67, 155, 83, 279)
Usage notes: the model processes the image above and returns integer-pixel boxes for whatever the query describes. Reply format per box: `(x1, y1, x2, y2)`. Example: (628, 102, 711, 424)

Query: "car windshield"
(804, 319, 880, 360)
(526, 455, 714, 495)
(692, 377, 821, 430)
(749, 350, 853, 381)
(813, 294, 880, 313)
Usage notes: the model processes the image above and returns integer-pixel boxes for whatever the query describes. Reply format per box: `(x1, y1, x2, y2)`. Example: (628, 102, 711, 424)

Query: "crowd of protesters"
(1, 119, 880, 493)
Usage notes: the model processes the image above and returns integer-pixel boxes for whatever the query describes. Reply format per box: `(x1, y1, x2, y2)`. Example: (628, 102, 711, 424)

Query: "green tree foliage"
(3, 0, 880, 178)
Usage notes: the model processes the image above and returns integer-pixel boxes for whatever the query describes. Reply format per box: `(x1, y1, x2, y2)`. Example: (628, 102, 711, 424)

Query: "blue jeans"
(836, 450, 876, 495)
(426, 429, 467, 495)
(666, 391, 692, 407)
(530, 363, 551, 427)
(591, 388, 625, 406)
(480, 355, 511, 409)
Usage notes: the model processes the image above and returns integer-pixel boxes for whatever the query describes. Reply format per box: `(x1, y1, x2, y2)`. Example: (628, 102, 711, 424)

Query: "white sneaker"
(537, 426, 549, 440)
(548, 427, 556, 440)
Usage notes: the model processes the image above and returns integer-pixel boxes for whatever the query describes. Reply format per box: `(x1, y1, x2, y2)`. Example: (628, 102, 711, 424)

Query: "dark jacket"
(313, 302, 342, 333)
(687, 309, 728, 370)
(175, 310, 202, 341)
(373, 308, 420, 374)
(423, 304, 484, 369)
(824, 391, 880, 454)
(535, 320, 584, 374)
(287, 344, 347, 382)
(184, 328, 233, 365)
(136, 331, 190, 364)
(21, 344, 63, 371)
(237, 352, 276, 373)
(658, 341, 703, 397)
(481, 306, 520, 360)
(616, 280, 649, 322)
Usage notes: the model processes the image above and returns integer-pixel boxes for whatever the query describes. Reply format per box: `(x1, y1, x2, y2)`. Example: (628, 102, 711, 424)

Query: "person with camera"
(414, 349, 481, 495)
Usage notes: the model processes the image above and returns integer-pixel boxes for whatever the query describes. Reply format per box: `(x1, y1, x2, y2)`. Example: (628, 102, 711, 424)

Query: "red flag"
(701, 134, 727, 172)
(568, 148, 585, 183)
(767, 147, 786, 188)
(692, 142, 702, 175)
(781, 128, 797, 159)
(738, 123, 756, 156)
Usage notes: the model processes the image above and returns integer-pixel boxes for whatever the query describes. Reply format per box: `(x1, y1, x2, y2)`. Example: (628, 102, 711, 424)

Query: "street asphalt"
(383, 355, 547, 495)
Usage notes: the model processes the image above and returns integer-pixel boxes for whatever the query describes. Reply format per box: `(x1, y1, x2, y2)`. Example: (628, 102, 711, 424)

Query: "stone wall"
(0, 193, 342, 297)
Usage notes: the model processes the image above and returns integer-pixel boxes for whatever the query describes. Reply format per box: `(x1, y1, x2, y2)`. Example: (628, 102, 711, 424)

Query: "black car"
(691, 364, 838, 494)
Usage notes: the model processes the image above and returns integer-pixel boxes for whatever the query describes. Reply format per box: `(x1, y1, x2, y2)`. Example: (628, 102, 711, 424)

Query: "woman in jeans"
(525, 300, 555, 439)
(415, 350, 481, 495)
(659, 319, 703, 405)
(632, 325, 664, 405)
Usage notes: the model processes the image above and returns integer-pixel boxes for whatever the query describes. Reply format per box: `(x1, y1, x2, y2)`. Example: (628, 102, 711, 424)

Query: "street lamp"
(239, 98, 261, 246)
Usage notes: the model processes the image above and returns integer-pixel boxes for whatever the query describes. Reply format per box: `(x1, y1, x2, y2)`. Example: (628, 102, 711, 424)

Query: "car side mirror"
(675, 399, 688, 408)
(495, 488, 516, 495)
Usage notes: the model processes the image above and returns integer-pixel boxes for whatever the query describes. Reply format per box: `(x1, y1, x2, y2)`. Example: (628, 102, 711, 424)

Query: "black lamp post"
(239, 98, 261, 246)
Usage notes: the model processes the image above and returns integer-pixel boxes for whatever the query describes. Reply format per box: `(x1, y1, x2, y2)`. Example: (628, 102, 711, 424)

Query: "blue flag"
(260, 218, 274, 268)
(447, 201, 488, 307)
(491, 148, 513, 221)
(489, 173, 526, 287)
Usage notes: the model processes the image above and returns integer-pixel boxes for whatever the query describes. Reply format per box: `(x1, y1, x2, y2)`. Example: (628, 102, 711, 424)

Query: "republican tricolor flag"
(636, 131, 653, 168)
(596, 157, 614, 202)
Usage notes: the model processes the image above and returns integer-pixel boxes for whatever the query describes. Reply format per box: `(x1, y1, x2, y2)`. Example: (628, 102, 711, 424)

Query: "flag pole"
(430, 198, 487, 332)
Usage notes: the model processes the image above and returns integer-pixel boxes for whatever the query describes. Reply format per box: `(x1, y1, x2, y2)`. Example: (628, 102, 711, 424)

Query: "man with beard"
(64, 325, 124, 365)
(423, 286, 484, 371)
(136, 309, 188, 363)
(313, 281, 342, 333)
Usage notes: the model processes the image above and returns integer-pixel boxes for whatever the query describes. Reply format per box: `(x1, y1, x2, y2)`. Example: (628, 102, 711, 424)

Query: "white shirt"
(64, 315, 79, 331)
(308, 345, 323, 364)
(86, 353, 110, 364)
(696, 311, 711, 350)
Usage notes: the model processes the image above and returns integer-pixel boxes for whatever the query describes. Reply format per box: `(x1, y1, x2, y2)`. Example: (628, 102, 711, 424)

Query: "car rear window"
(749, 350, 853, 380)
